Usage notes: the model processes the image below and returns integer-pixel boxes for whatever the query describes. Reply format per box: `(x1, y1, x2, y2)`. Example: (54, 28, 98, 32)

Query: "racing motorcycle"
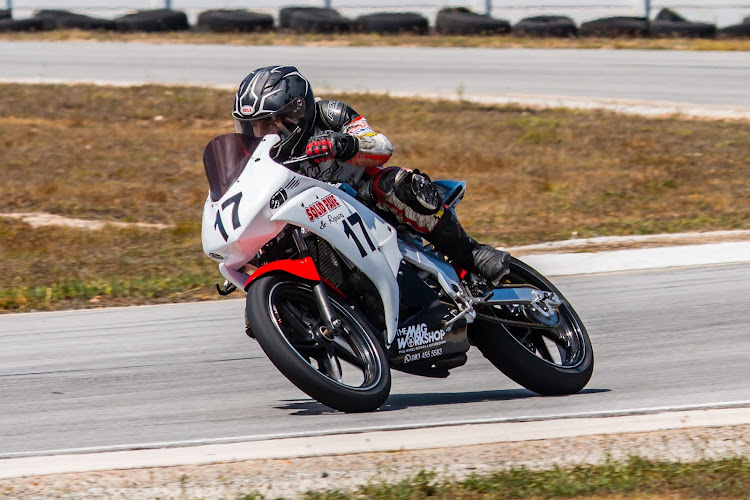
(201, 133, 594, 413)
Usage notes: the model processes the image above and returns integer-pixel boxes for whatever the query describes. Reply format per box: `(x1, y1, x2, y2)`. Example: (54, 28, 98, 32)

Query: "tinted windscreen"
(203, 133, 263, 202)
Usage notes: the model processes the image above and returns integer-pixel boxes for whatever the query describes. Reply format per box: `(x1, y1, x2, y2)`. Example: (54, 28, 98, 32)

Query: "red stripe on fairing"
(245, 256, 320, 289)
(244, 257, 346, 297)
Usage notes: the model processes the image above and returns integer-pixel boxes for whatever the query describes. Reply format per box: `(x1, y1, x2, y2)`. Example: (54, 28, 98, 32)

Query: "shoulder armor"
(316, 99, 359, 131)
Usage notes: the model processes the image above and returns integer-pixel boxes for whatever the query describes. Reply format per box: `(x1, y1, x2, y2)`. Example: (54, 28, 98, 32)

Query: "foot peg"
(216, 280, 237, 296)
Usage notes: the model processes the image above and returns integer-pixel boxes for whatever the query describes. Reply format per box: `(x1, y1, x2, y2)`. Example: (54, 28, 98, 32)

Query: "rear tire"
(246, 273, 391, 412)
(469, 258, 593, 395)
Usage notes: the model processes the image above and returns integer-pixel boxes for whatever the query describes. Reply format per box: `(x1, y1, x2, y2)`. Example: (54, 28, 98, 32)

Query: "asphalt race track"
(1, 42, 749, 109)
(2, 263, 750, 457)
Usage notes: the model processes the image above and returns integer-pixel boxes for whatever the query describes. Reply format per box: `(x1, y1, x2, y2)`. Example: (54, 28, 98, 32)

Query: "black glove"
(305, 131, 359, 163)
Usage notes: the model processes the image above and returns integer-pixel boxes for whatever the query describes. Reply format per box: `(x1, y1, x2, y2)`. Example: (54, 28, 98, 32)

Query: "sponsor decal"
(304, 194, 341, 222)
(269, 177, 300, 210)
(269, 188, 287, 209)
(405, 348, 443, 363)
(241, 105, 254, 115)
(208, 252, 225, 261)
(326, 100, 337, 121)
(396, 323, 447, 351)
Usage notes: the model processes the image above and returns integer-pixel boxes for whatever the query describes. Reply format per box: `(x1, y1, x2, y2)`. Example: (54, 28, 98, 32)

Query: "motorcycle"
(201, 133, 593, 413)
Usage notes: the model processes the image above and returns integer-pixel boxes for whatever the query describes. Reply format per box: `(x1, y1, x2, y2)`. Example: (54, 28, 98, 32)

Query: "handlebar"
(283, 153, 329, 166)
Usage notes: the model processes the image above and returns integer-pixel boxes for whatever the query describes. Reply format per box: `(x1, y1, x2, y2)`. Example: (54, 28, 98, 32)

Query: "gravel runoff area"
(2, 423, 750, 499)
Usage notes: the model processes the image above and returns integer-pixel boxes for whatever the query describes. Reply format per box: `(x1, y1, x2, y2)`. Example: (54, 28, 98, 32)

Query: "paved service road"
(1, 41, 749, 107)
(2, 263, 749, 457)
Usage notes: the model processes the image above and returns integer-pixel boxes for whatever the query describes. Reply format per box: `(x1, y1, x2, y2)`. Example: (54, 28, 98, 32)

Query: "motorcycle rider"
(232, 65, 510, 283)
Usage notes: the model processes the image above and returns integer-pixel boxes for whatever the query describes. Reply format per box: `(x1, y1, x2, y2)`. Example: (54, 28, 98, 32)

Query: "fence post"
(485, 0, 491, 15)
(6, 0, 11, 11)
(323, 0, 331, 8)
(644, 0, 651, 18)
(165, 0, 172, 9)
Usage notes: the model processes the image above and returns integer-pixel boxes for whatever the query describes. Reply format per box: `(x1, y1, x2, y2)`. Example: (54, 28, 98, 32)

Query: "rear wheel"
(469, 258, 593, 395)
(246, 274, 391, 412)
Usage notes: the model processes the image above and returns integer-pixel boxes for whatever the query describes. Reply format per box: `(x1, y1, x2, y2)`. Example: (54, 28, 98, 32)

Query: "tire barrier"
(114, 9, 189, 32)
(649, 20, 717, 38)
(354, 12, 429, 34)
(654, 7, 685, 22)
(196, 9, 273, 33)
(719, 21, 750, 38)
(513, 15, 578, 37)
(0, 18, 46, 32)
(283, 7, 353, 33)
(4, 6, 749, 39)
(436, 7, 510, 35)
(579, 16, 649, 37)
(33, 9, 116, 31)
(278, 7, 323, 29)
(649, 7, 716, 38)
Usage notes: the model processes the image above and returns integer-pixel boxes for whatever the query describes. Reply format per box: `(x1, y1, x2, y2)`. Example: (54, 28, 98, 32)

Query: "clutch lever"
(283, 153, 329, 167)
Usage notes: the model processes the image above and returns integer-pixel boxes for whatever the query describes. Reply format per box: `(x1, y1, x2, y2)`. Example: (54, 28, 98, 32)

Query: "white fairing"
(201, 135, 403, 346)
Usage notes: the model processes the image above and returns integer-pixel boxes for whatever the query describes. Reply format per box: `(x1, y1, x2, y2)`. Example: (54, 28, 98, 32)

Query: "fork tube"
(314, 284, 340, 336)
(292, 228, 341, 335)
(292, 229, 308, 254)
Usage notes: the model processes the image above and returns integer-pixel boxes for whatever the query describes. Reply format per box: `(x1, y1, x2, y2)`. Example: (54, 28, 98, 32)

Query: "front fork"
(292, 229, 342, 339)
(292, 228, 344, 382)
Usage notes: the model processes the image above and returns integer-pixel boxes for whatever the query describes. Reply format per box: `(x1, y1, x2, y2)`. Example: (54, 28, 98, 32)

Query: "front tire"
(469, 258, 594, 395)
(246, 273, 391, 412)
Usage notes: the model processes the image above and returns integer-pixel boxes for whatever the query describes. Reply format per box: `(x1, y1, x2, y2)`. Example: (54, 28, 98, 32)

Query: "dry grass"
(1, 29, 750, 51)
(1, 83, 748, 311)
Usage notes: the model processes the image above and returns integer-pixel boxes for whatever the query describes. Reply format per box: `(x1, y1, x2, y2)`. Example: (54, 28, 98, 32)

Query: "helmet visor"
(233, 96, 307, 139)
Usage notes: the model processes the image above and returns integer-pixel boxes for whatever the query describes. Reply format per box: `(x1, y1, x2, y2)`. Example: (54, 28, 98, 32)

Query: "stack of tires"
(649, 8, 716, 38)
(196, 10, 274, 33)
(0, 9, 45, 31)
(279, 7, 353, 34)
(355, 12, 429, 34)
(579, 16, 649, 37)
(719, 16, 750, 37)
(436, 7, 510, 35)
(33, 9, 116, 30)
(113, 9, 189, 32)
(513, 15, 578, 37)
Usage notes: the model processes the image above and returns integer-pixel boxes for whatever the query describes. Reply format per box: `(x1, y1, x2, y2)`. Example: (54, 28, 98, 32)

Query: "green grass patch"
(237, 457, 750, 499)
(0, 219, 219, 312)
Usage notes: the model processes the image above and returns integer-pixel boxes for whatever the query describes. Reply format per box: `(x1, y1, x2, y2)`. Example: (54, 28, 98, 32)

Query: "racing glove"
(305, 131, 359, 163)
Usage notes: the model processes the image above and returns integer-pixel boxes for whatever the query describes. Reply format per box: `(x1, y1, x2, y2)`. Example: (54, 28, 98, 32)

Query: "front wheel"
(246, 273, 391, 413)
(468, 258, 594, 395)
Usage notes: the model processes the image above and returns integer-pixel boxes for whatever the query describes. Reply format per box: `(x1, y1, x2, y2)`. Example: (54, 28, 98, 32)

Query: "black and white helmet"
(232, 65, 316, 161)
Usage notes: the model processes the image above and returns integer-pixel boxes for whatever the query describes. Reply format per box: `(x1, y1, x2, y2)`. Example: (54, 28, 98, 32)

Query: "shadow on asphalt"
(276, 388, 609, 415)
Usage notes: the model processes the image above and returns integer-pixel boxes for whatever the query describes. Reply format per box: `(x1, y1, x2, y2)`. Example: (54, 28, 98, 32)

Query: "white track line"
(2, 404, 750, 478)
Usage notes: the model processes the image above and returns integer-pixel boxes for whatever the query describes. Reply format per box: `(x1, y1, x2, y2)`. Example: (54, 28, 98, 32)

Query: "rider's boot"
(426, 208, 511, 285)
